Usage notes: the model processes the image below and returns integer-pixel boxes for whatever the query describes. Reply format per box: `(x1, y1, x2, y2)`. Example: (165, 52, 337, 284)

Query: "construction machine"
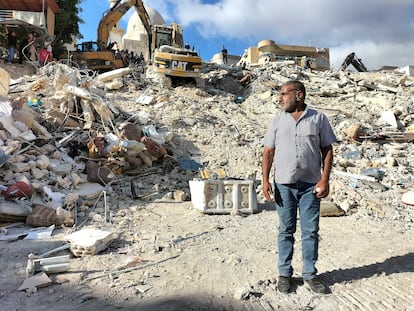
(149, 23, 203, 86)
(67, 0, 202, 86)
(340, 52, 368, 72)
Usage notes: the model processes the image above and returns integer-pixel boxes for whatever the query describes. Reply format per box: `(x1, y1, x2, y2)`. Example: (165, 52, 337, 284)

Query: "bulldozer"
(66, 0, 202, 86)
(146, 22, 203, 87)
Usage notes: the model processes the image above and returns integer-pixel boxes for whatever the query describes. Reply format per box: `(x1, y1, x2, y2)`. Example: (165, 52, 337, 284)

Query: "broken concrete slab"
(320, 201, 346, 217)
(23, 225, 55, 240)
(72, 183, 105, 200)
(18, 272, 52, 291)
(0, 201, 32, 223)
(63, 228, 113, 257)
(0, 68, 10, 96)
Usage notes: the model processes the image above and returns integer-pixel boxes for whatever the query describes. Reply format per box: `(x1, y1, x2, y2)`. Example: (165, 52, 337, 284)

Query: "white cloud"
(331, 41, 414, 70)
(145, 0, 173, 21)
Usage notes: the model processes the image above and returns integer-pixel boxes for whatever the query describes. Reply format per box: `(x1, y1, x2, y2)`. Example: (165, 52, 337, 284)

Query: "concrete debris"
(25, 254, 71, 277)
(233, 284, 263, 301)
(18, 272, 52, 291)
(320, 201, 346, 217)
(0, 58, 413, 259)
(63, 228, 114, 257)
(0, 201, 32, 222)
(0, 68, 10, 95)
(23, 224, 55, 240)
(26, 206, 74, 227)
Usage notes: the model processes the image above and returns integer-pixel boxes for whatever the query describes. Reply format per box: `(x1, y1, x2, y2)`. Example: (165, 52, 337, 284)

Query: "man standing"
(261, 80, 336, 294)
(221, 45, 228, 64)
(6, 30, 17, 64)
(27, 32, 38, 62)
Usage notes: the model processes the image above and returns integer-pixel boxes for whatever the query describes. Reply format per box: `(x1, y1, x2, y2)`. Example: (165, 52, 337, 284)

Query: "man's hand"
(261, 146, 275, 202)
(313, 182, 329, 198)
(262, 180, 274, 202)
(316, 145, 333, 199)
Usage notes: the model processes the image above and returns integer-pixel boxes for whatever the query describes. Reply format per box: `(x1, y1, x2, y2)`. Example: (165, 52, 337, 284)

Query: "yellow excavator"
(68, 0, 202, 86)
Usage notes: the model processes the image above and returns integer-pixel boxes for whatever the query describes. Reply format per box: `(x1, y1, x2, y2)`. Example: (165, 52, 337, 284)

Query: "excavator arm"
(70, 0, 202, 85)
(340, 52, 368, 72)
(97, 0, 152, 58)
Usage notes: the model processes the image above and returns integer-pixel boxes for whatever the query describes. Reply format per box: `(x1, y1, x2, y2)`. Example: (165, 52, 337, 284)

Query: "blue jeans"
(7, 46, 15, 63)
(274, 181, 320, 280)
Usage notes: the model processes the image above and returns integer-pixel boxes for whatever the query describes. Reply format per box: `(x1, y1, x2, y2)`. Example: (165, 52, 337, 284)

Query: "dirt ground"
(1, 61, 414, 310)
(0, 62, 36, 80)
(1, 199, 413, 311)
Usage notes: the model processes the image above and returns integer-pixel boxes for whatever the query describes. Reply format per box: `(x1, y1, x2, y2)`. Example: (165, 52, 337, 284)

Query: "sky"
(79, 0, 414, 70)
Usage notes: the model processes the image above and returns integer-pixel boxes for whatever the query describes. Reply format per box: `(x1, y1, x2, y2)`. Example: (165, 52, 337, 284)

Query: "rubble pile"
(0, 60, 413, 233)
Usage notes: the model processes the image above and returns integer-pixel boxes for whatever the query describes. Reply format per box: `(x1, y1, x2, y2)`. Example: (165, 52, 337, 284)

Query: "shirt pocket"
(299, 122, 318, 137)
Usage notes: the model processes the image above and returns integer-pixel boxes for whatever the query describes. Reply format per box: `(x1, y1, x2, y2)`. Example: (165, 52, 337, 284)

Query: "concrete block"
(73, 182, 105, 200)
(189, 179, 257, 214)
(63, 228, 113, 257)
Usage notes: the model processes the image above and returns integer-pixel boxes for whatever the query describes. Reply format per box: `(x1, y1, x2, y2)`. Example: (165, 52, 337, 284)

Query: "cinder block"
(63, 228, 113, 257)
(189, 179, 257, 214)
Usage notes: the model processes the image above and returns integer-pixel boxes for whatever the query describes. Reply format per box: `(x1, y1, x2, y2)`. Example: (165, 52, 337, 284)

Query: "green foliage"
(0, 32, 5, 47)
(53, 0, 84, 57)
(0, 27, 31, 49)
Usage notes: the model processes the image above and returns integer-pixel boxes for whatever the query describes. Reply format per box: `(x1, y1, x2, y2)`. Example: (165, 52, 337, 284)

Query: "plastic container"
(142, 125, 165, 144)
(27, 98, 42, 109)
(120, 140, 145, 153)
(341, 150, 361, 159)
(360, 168, 383, 179)
(189, 179, 257, 214)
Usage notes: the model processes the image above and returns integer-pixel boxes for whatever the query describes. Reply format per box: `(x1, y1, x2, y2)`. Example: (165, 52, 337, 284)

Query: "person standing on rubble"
(6, 29, 17, 64)
(221, 45, 228, 64)
(261, 80, 336, 294)
(26, 32, 38, 62)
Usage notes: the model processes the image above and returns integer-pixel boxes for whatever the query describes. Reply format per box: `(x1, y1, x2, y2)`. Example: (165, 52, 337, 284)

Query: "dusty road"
(1, 200, 413, 311)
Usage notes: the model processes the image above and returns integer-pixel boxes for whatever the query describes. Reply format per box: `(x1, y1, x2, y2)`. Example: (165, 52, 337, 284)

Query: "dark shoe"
(277, 276, 291, 293)
(304, 278, 327, 294)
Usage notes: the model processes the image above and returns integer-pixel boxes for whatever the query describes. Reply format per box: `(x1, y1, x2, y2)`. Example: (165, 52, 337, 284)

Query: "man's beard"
(282, 98, 297, 113)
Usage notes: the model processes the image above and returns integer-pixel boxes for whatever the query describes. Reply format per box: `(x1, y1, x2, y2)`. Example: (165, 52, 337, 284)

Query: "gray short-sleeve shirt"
(263, 106, 336, 184)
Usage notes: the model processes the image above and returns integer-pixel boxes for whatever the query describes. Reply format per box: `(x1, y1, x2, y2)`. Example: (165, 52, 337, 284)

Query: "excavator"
(67, 0, 202, 86)
(339, 52, 368, 72)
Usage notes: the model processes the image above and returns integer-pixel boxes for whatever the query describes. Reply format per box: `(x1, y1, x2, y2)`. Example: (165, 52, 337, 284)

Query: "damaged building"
(212, 39, 330, 70)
